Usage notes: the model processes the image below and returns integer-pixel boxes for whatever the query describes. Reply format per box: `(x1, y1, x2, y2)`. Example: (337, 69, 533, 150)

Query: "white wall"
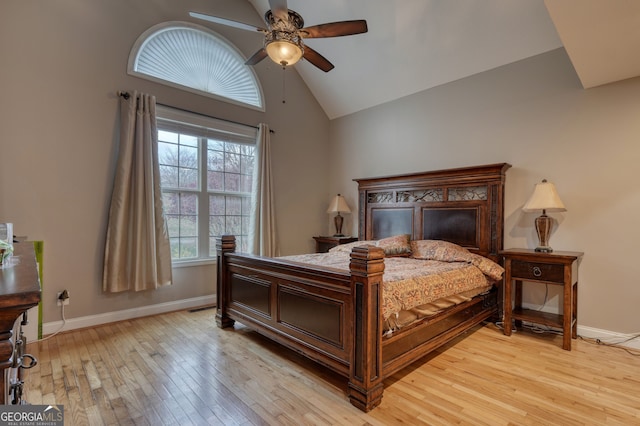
(329, 48, 640, 334)
(0, 0, 330, 324)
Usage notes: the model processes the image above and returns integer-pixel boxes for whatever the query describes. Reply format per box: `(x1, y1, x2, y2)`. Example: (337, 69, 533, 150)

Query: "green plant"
(0, 240, 13, 265)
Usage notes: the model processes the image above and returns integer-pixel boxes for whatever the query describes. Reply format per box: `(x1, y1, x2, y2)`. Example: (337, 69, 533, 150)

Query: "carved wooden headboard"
(354, 163, 511, 262)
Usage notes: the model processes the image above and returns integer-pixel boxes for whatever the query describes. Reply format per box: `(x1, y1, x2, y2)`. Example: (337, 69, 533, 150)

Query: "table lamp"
(327, 194, 351, 237)
(522, 179, 566, 252)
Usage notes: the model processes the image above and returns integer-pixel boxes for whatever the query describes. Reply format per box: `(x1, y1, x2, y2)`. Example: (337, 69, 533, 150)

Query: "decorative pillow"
(468, 253, 505, 281)
(410, 239, 471, 262)
(376, 234, 412, 256)
(328, 240, 375, 253)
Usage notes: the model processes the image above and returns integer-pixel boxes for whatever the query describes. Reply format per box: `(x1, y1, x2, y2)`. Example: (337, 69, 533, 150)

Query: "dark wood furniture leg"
(503, 258, 513, 336)
(514, 279, 523, 329)
(563, 264, 572, 351)
(215, 235, 236, 329)
(348, 246, 385, 412)
(572, 281, 578, 339)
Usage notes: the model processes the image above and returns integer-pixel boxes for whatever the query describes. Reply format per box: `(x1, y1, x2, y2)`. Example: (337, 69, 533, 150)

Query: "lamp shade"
(327, 194, 351, 214)
(522, 179, 566, 213)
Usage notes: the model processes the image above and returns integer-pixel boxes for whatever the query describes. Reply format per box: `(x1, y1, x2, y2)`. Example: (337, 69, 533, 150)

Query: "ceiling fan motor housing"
(265, 9, 304, 29)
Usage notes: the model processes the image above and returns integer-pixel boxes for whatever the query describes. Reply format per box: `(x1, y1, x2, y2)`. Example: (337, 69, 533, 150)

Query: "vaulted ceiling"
(242, 1, 640, 119)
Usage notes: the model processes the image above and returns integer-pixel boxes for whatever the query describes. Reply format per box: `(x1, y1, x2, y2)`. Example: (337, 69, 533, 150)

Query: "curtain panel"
(248, 123, 278, 256)
(103, 91, 172, 292)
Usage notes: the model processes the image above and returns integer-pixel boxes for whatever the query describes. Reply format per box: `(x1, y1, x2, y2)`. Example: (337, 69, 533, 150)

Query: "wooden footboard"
(216, 236, 386, 410)
(216, 236, 499, 412)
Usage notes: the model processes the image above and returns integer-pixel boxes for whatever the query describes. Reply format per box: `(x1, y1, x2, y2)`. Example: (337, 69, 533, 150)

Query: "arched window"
(128, 22, 264, 111)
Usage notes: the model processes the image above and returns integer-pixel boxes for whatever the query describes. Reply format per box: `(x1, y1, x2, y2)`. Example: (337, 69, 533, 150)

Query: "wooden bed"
(215, 163, 511, 411)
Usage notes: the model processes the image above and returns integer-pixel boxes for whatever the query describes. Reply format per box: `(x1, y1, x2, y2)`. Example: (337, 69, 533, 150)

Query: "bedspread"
(279, 251, 498, 321)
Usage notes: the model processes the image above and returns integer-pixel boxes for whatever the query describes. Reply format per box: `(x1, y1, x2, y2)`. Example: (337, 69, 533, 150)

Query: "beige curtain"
(248, 123, 278, 256)
(103, 91, 172, 292)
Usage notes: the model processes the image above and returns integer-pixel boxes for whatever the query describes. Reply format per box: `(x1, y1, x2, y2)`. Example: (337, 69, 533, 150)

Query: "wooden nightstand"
(313, 236, 358, 253)
(500, 248, 583, 350)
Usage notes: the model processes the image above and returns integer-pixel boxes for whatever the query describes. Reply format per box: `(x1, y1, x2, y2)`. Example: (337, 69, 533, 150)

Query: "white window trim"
(157, 105, 257, 265)
(156, 105, 258, 140)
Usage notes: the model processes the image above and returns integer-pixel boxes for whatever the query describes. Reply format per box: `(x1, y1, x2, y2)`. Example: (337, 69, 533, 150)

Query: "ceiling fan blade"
(189, 11, 266, 32)
(245, 48, 268, 66)
(300, 20, 368, 38)
(302, 46, 334, 72)
(268, 0, 289, 22)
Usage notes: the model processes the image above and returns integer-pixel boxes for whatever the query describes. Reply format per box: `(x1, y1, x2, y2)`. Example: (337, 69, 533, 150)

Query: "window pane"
(225, 173, 240, 191)
(207, 171, 224, 191)
(209, 195, 225, 215)
(179, 145, 198, 168)
(208, 149, 224, 172)
(160, 165, 178, 187)
(209, 216, 225, 237)
(177, 168, 197, 189)
(226, 215, 242, 235)
(208, 139, 225, 151)
(180, 215, 197, 236)
(179, 237, 198, 259)
(158, 121, 255, 261)
(166, 215, 180, 236)
(180, 134, 198, 147)
(241, 174, 252, 193)
(209, 237, 216, 257)
(241, 153, 254, 175)
(180, 193, 198, 215)
(158, 141, 179, 166)
(169, 237, 181, 258)
(226, 196, 242, 215)
(237, 236, 248, 254)
(162, 193, 179, 215)
(158, 130, 179, 144)
(225, 152, 241, 173)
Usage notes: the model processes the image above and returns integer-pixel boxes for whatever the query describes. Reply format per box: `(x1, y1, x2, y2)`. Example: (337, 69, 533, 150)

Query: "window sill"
(171, 258, 216, 268)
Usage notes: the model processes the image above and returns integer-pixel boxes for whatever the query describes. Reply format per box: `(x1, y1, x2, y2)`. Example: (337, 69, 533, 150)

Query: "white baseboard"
(41, 299, 639, 352)
(42, 295, 215, 336)
(577, 325, 640, 350)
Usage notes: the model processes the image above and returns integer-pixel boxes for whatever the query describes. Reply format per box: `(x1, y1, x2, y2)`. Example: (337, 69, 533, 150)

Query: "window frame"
(156, 105, 257, 266)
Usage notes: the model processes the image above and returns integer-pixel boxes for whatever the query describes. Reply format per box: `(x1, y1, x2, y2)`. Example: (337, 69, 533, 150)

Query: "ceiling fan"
(189, 0, 368, 72)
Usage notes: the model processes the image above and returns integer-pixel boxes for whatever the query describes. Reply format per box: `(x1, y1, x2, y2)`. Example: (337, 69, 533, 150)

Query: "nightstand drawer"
(510, 260, 564, 283)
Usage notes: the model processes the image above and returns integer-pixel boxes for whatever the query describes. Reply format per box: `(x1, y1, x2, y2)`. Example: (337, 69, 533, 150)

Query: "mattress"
(279, 250, 501, 330)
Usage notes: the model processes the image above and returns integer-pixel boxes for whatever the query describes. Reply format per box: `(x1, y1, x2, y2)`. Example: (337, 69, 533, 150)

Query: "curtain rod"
(117, 91, 274, 134)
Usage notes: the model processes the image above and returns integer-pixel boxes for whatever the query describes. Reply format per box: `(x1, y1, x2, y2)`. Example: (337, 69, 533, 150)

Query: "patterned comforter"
(278, 250, 500, 322)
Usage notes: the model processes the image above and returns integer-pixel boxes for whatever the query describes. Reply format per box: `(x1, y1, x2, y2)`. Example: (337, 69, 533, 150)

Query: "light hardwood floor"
(23, 309, 640, 425)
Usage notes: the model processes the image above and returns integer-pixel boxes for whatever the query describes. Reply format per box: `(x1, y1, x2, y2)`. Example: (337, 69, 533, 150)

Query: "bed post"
(215, 235, 236, 329)
(348, 245, 385, 412)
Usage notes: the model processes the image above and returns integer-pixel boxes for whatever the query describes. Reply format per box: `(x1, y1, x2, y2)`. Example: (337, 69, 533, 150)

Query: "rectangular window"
(156, 106, 257, 262)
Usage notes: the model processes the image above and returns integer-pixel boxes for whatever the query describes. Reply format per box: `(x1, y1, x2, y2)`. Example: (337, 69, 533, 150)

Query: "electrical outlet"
(57, 290, 70, 306)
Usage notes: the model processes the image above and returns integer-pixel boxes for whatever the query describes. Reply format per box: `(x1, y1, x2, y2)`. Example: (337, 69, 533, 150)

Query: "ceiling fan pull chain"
(282, 65, 286, 104)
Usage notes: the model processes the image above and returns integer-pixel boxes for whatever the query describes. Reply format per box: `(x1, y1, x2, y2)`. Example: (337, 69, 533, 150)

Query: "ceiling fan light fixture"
(264, 29, 303, 67)
(266, 40, 303, 66)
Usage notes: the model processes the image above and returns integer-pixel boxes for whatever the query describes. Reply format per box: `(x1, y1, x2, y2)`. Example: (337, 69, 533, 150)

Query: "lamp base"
(334, 213, 344, 237)
(535, 246, 553, 253)
(534, 213, 554, 254)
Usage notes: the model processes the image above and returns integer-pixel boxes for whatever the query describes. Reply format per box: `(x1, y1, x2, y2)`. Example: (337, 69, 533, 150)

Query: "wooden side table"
(313, 236, 358, 253)
(500, 248, 583, 350)
(0, 242, 41, 403)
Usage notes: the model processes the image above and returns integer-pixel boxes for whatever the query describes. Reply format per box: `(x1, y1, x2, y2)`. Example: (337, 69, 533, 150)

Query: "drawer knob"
(532, 266, 542, 277)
